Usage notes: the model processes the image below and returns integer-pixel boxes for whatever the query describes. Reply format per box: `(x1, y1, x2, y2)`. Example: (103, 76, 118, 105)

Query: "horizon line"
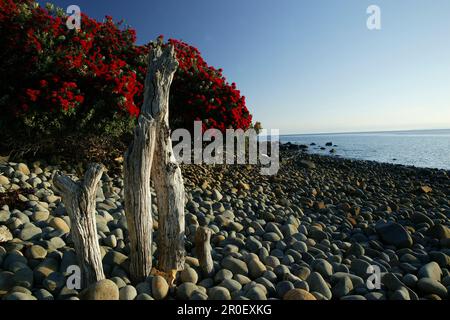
(279, 127, 450, 137)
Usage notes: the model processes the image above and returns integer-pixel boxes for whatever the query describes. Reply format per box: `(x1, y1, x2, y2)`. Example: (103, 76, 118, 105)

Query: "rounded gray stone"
(307, 272, 332, 300)
(119, 285, 137, 300)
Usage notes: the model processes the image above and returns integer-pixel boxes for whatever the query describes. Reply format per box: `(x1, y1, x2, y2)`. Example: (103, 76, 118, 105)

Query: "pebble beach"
(0, 146, 449, 300)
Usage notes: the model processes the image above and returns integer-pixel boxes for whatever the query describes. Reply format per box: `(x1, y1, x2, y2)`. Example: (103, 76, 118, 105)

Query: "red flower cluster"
(0, 0, 143, 125)
(168, 39, 252, 132)
(0, 0, 252, 137)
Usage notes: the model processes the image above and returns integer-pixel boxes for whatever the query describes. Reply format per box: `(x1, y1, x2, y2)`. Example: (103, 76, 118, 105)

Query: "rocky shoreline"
(0, 149, 449, 300)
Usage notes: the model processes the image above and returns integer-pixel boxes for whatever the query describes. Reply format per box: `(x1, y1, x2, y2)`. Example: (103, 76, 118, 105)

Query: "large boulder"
(375, 222, 413, 248)
(80, 279, 119, 300)
(283, 288, 316, 300)
(152, 275, 169, 300)
(307, 272, 332, 300)
(427, 224, 450, 241)
(221, 257, 249, 276)
(297, 160, 316, 170)
(418, 262, 442, 282)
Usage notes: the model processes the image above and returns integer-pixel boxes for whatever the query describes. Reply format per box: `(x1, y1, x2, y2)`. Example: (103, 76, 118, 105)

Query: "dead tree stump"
(153, 111, 185, 273)
(53, 163, 105, 288)
(0, 225, 13, 243)
(124, 40, 180, 282)
(194, 226, 214, 278)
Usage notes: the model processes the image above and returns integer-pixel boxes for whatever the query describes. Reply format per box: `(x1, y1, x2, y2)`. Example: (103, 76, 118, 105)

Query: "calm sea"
(280, 129, 450, 170)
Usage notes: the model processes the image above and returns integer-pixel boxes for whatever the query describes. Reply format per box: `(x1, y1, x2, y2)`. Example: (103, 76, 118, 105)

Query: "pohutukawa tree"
(0, 0, 253, 151)
(124, 38, 185, 283)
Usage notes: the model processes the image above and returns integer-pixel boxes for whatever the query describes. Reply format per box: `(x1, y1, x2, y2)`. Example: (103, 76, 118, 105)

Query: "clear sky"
(46, 0, 450, 134)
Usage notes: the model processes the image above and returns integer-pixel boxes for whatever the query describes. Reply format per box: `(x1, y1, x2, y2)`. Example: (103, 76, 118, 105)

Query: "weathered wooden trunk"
(153, 120, 186, 273)
(124, 40, 183, 282)
(124, 117, 156, 283)
(194, 226, 214, 278)
(0, 225, 13, 243)
(53, 163, 105, 288)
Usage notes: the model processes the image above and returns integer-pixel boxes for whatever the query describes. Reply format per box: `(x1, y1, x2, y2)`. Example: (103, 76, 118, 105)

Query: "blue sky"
(46, 0, 450, 134)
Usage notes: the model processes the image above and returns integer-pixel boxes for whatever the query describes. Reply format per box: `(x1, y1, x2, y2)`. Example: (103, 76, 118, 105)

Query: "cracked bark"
(153, 121, 186, 272)
(124, 41, 184, 282)
(53, 163, 105, 288)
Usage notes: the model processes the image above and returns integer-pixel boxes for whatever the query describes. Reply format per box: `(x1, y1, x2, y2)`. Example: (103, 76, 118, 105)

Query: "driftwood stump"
(124, 40, 180, 282)
(153, 114, 185, 273)
(53, 163, 105, 288)
(194, 227, 214, 278)
(0, 225, 13, 243)
(124, 116, 156, 283)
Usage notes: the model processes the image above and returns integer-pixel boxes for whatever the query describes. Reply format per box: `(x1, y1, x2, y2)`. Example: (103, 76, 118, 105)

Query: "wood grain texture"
(124, 41, 182, 282)
(53, 163, 105, 288)
(194, 226, 214, 278)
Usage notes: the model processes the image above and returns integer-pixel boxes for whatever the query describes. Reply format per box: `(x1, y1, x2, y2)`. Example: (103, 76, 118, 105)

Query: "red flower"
(25, 88, 40, 102)
(1, 0, 253, 136)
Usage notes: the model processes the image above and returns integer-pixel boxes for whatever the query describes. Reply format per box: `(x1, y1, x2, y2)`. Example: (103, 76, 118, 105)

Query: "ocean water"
(280, 129, 450, 170)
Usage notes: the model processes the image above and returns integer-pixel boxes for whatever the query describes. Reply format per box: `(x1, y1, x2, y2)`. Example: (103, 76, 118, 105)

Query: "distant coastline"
(280, 129, 450, 170)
